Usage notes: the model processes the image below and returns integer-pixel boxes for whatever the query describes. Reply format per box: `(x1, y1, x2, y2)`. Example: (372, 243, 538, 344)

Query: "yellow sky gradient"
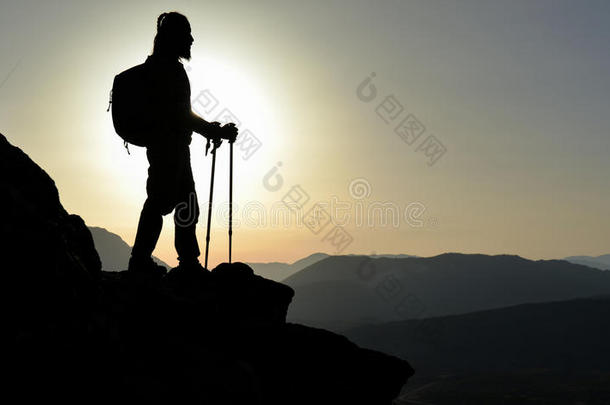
(1, 0, 609, 267)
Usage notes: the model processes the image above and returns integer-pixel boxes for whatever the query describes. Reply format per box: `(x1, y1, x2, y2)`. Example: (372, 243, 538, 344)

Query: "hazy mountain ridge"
(346, 294, 610, 372)
(284, 253, 610, 330)
(247, 252, 329, 281)
(564, 254, 610, 270)
(88, 226, 170, 271)
(348, 295, 610, 403)
(248, 253, 417, 282)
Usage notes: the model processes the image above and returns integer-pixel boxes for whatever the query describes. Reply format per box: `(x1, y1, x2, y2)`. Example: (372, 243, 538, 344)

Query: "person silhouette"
(128, 12, 237, 275)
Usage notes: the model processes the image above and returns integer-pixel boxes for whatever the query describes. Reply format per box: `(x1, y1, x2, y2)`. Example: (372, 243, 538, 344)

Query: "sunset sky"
(1, 0, 609, 267)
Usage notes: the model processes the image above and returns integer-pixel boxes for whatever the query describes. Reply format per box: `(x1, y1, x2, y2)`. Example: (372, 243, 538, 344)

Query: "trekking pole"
(228, 140, 234, 263)
(204, 139, 218, 269)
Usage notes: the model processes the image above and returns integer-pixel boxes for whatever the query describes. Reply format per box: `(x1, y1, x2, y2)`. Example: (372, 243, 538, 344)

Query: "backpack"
(107, 62, 159, 152)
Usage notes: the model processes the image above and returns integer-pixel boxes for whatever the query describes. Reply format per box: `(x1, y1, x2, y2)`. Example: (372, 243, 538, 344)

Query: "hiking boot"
(163, 259, 210, 288)
(127, 256, 167, 278)
(175, 259, 208, 274)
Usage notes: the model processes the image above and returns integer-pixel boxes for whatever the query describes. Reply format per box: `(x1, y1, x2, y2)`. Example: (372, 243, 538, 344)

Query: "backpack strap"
(106, 89, 113, 112)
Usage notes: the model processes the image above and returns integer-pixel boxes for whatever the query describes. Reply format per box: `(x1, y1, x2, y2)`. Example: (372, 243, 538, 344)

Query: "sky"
(1, 0, 609, 267)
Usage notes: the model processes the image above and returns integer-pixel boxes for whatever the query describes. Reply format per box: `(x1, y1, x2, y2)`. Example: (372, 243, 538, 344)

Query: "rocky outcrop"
(2, 133, 413, 404)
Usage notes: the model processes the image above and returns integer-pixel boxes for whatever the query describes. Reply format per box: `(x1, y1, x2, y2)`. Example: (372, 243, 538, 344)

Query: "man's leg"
(174, 191, 200, 264)
(129, 147, 174, 272)
(174, 148, 201, 265)
(131, 198, 164, 260)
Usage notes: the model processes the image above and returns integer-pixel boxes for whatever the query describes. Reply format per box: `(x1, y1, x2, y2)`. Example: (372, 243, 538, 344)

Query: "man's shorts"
(145, 144, 197, 217)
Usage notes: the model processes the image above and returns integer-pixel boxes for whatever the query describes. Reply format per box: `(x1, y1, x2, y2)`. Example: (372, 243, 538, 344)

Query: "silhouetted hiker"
(128, 12, 237, 276)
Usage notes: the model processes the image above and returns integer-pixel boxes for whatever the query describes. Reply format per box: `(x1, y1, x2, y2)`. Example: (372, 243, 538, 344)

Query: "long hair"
(152, 12, 190, 57)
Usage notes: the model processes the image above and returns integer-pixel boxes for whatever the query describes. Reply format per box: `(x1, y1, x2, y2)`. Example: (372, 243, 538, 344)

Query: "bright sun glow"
(96, 52, 282, 214)
(187, 54, 272, 132)
(186, 53, 283, 199)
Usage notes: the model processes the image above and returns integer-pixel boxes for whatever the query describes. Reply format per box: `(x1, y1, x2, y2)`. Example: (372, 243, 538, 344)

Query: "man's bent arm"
(188, 110, 219, 138)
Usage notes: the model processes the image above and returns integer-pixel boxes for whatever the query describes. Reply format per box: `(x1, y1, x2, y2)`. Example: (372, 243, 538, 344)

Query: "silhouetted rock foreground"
(1, 133, 413, 404)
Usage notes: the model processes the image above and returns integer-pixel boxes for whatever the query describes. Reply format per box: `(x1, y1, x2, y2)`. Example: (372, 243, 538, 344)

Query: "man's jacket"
(144, 53, 193, 147)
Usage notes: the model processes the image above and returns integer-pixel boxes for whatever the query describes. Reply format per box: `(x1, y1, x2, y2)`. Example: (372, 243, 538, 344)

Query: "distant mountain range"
(88, 227, 170, 271)
(282, 253, 610, 331)
(348, 295, 610, 404)
(346, 294, 610, 374)
(246, 253, 329, 281)
(247, 253, 417, 282)
(564, 254, 610, 270)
